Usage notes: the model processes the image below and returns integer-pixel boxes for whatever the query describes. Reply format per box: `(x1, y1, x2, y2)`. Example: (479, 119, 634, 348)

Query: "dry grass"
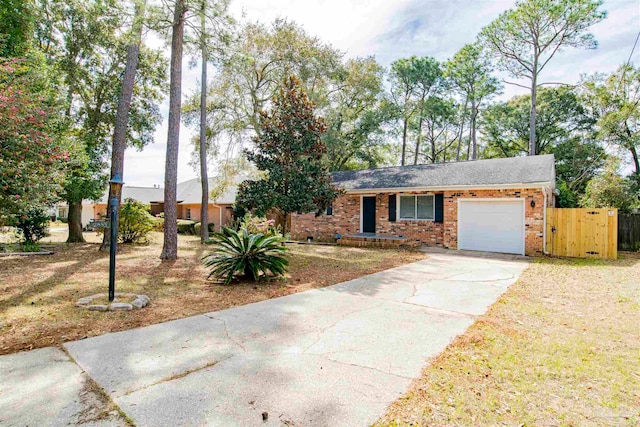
(375, 254, 640, 427)
(0, 230, 425, 355)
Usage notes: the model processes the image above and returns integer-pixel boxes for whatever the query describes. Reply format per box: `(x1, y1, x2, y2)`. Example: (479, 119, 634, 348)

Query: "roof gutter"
(341, 181, 554, 194)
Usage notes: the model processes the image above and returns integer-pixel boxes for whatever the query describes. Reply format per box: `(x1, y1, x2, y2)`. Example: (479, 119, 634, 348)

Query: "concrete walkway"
(1, 251, 529, 427)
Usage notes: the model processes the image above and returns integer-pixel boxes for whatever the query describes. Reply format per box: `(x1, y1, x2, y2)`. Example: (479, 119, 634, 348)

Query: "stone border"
(76, 293, 149, 312)
(0, 251, 54, 257)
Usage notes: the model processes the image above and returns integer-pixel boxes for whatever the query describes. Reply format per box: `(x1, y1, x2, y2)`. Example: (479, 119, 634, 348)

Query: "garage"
(457, 199, 525, 255)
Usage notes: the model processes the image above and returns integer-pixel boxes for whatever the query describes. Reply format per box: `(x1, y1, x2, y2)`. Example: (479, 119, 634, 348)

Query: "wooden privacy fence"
(546, 208, 617, 259)
(618, 213, 640, 252)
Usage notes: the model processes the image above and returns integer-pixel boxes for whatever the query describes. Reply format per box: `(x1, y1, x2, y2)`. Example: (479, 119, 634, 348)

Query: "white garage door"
(458, 199, 525, 255)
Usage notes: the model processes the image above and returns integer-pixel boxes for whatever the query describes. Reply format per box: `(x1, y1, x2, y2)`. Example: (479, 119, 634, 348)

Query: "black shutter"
(434, 193, 444, 223)
(388, 194, 396, 222)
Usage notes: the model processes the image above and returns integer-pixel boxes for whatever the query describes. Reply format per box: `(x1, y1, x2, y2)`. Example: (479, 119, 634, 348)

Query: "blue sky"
(123, 0, 640, 187)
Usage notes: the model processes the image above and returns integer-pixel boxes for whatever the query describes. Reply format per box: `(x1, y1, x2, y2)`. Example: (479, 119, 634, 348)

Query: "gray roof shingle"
(99, 186, 164, 204)
(331, 154, 555, 191)
(176, 178, 237, 205)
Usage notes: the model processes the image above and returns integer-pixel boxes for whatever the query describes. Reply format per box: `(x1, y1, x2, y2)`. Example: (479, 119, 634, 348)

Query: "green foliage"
(482, 86, 604, 203)
(0, 0, 35, 57)
(237, 76, 343, 232)
(322, 57, 394, 171)
(0, 57, 68, 226)
(580, 158, 637, 213)
(581, 65, 640, 174)
(118, 198, 156, 244)
(388, 56, 447, 164)
(14, 206, 49, 244)
(177, 220, 197, 235)
(194, 222, 215, 235)
(203, 227, 288, 284)
(35, 0, 167, 209)
(556, 180, 579, 208)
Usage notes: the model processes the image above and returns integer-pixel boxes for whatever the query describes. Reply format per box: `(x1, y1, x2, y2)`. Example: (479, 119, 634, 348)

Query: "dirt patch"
(0, 231, 425, 355)
(375, 253, 640, 426)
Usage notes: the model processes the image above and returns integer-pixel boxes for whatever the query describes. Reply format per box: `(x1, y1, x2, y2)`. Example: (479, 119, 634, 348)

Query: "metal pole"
(108, 195, 118, 302)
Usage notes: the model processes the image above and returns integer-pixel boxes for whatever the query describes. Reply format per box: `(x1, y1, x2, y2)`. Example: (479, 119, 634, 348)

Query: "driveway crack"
(206, 316, 248, 353)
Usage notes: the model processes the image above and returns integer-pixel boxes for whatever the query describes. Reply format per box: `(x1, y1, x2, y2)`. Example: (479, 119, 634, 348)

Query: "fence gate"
(546, 208, 618, 259)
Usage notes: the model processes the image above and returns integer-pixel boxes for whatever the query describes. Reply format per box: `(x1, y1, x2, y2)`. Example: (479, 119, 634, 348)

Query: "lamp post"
(108, 173, 124, 302)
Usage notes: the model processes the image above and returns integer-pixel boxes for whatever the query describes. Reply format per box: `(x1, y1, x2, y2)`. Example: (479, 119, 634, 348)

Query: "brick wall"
(290, 187, 550, 256)
(441, 188, 548, 256)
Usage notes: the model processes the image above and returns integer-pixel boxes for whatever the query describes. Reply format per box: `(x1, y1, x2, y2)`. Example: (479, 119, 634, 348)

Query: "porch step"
(338, 233, 421, 248)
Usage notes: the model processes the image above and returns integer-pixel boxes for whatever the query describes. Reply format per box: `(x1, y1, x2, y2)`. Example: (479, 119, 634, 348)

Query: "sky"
(123, 0, 640, 187)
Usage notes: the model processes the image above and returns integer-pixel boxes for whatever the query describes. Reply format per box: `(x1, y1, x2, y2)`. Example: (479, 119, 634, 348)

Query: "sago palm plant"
(203, 227, 289, 284)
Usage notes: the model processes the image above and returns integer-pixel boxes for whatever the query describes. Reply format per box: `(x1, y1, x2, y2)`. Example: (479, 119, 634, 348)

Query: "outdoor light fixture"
(530, 200, 536, 208)
(108, 173, 125, 302)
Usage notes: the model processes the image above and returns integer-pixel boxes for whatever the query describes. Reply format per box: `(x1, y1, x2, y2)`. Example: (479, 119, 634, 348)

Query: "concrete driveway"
(2, 250, 529, 427)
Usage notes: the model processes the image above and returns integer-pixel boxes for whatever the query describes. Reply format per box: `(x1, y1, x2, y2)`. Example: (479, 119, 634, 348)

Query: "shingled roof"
(331, 154, 555, 191)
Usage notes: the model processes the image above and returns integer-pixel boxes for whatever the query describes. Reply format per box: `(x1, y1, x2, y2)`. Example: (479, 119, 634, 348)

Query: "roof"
(176, 178, 237, 205)
(95, 179, 237, 205)
(331, 154, 555, 191)
(98, 186, 164, 204)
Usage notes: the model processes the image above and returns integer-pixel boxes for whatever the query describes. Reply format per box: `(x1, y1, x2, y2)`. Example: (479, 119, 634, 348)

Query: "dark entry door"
(362, 196, 376, 233)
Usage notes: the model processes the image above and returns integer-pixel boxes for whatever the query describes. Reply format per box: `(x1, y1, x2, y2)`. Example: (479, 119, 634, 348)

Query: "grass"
(375, 254, 640, 427)
(0, 229, 425, 355)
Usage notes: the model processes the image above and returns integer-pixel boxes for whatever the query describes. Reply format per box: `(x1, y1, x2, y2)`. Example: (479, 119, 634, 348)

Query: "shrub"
(203, 227, 288, 284)
(194, 222, 215, 235)
(152, 214, 164, 232)
(15, 207, 49, 245)
(240, 213, 281, 237)
(177, 220, 196, 235)
(118, 199, 156, 244)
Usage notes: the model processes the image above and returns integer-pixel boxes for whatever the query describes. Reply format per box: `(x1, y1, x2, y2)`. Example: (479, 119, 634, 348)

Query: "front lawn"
(0, 230, 425, 355)
(376, 254, 640, 426)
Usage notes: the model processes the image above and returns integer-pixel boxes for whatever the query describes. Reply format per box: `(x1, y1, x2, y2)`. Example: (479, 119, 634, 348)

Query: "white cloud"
(122, 0, 639, 186)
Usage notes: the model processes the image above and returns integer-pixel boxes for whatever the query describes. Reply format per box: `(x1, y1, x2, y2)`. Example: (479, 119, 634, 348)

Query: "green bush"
(177, 220, 196, 235)
(152, 215, 164, 232)
(203, 227, 288, 284)
(194, 222, 215, 235)
(15, 207, 49, 245)
(119, 199, 156, 244)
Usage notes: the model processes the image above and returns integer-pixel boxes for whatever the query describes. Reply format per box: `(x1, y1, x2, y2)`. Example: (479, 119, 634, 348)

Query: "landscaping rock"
(131, 296, 149, 309)
(109, 303, 133, 311)
(76, 293, 149, 311)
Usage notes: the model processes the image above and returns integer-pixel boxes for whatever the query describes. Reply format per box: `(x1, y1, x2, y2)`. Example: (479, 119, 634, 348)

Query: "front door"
(362, 196, 376, 233)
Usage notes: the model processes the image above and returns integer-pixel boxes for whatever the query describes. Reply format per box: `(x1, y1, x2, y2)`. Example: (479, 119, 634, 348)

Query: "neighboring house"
(291, 154, 556, 256)
(174, 178, 237, 229)
(58, 178, 237, 231)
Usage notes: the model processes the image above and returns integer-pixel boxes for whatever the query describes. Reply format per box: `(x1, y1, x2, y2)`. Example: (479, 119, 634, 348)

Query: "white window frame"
(397, 194, 435, 221)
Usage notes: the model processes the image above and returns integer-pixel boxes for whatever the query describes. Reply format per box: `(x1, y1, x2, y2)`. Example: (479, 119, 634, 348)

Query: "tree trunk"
(630, 144, 640, 174)
(430, 132, 436, 164)
(66, 201, 85, 243)
(160, 0, 186, 260)
(471, 101, 478, 160)
(100, 0, 146, 252)
(456, 97, 468, 161)
(401, 117, 408, 166)
(529, 59, 538, 156)
(625, 123, 640, 173)
(199, 1, 209, 243)
(413, 116, 423, 165)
